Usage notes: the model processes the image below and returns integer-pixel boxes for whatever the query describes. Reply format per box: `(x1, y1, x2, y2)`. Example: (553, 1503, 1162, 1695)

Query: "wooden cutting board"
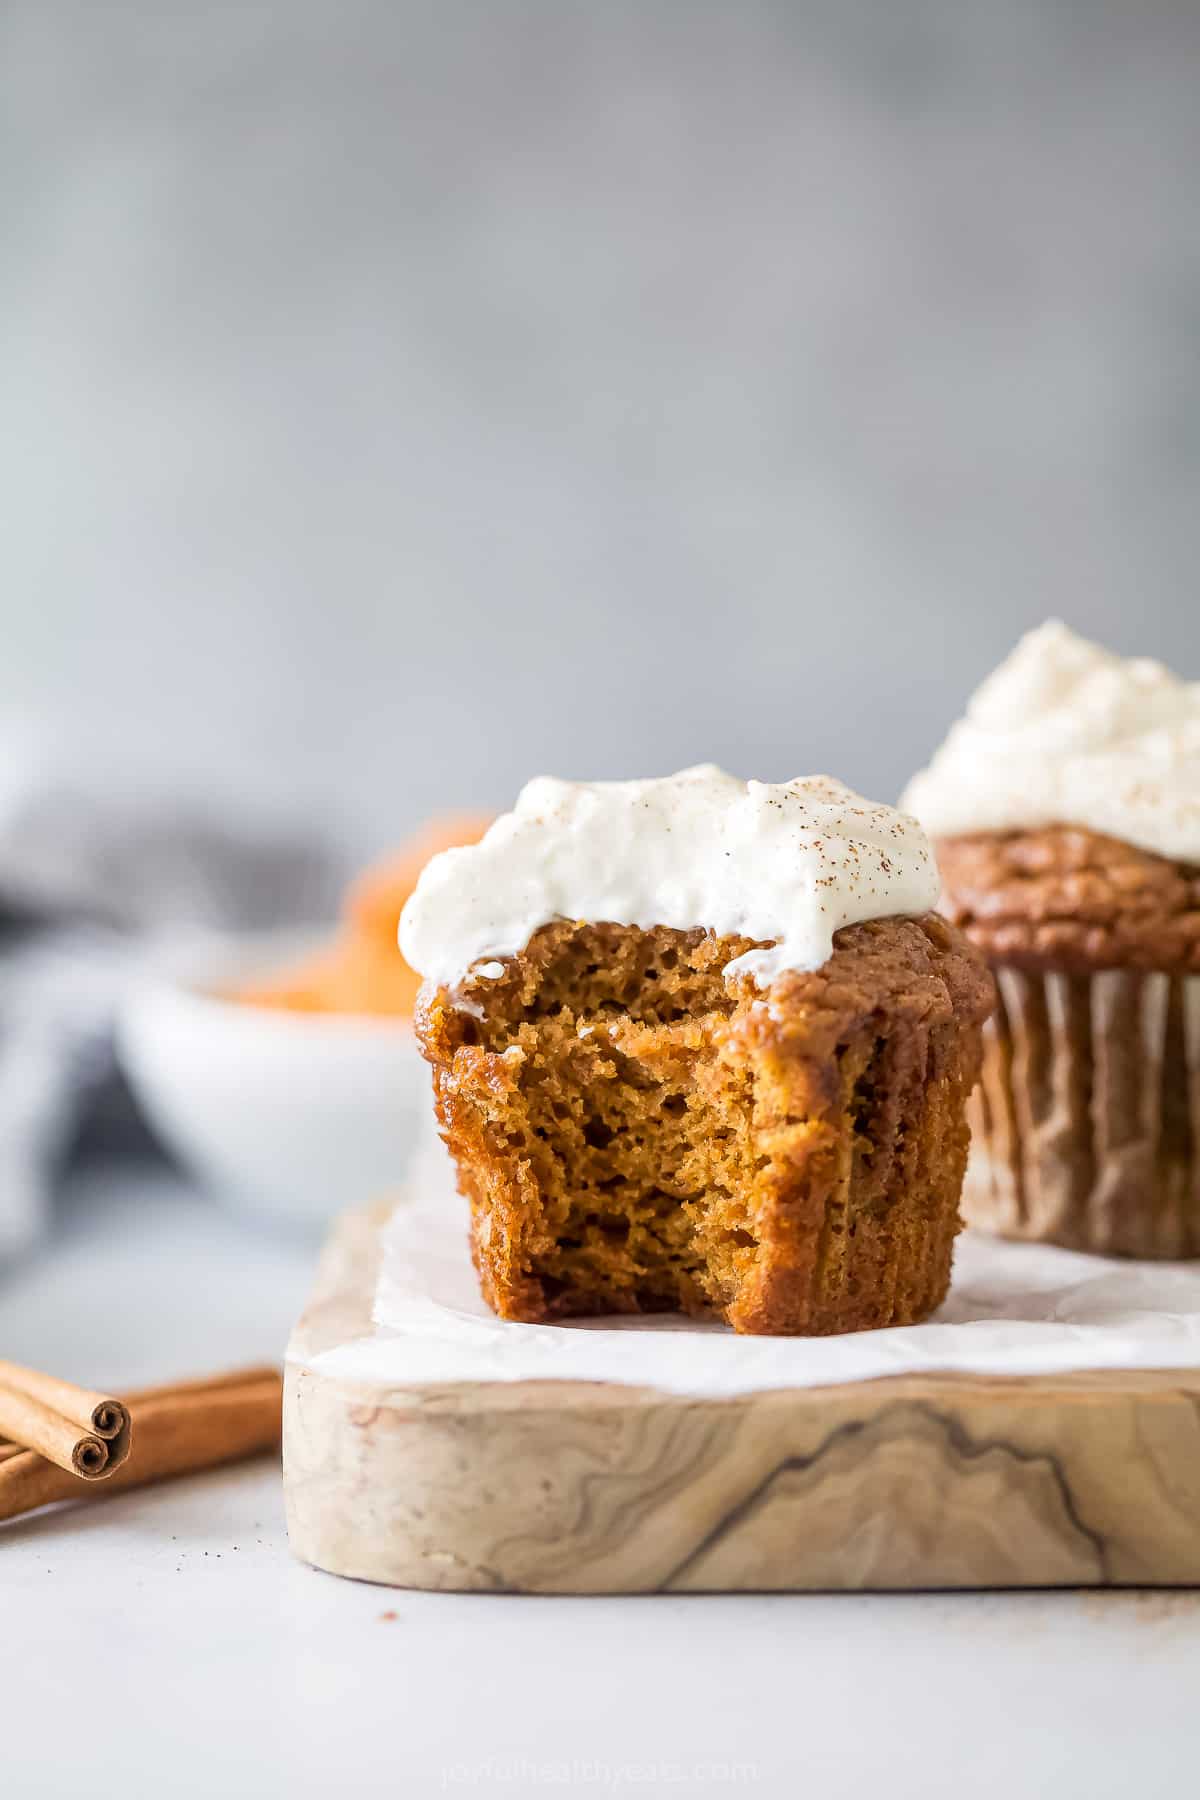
(283, 1206, 1200, 1592)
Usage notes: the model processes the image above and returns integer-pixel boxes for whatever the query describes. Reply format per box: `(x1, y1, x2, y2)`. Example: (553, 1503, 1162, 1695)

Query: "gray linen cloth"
(0, 781, 341, 1259)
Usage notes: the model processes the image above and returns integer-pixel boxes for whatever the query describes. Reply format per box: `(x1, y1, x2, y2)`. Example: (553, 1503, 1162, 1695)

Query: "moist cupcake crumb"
(415, 914, 993, 1336)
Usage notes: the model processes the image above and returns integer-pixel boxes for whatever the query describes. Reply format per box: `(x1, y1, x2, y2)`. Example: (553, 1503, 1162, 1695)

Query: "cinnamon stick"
(0, 1360, 131, 1479)
(0, 1367, 282, 1524)
(0, 1387, 111, 1479)
(120, 1365, 279, 1406)
(0, 1359, 130, 1440)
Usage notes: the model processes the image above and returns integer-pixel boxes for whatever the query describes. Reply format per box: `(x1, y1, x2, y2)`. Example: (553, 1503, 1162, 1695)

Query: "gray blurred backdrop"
(2, 2, 1197, 860)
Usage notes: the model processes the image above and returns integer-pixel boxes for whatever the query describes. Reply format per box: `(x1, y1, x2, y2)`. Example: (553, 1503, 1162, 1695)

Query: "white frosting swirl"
(902, 621, 1200, 861)
(399, 764, 940, 990)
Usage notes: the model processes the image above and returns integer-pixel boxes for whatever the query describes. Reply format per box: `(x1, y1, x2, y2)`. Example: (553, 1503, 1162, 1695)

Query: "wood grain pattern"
(283, 1208, 1200, 1592)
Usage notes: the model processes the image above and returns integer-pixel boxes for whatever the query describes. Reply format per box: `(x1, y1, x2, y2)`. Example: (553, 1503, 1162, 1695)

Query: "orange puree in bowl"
(233, 814, 492, 1018)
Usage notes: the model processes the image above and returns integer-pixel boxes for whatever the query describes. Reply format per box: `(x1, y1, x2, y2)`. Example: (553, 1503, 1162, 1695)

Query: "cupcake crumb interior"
(441, 924, 764, 1318)
(418, 915, 990, 1333)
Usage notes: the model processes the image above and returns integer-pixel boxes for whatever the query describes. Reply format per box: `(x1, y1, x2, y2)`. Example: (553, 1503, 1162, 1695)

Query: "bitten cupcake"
(400, 766, 993, 1336)
(904, 621, 1200, 1258)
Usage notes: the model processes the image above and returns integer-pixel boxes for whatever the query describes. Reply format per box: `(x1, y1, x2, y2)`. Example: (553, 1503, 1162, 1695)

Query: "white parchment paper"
(306, 1150, 1200, 1396)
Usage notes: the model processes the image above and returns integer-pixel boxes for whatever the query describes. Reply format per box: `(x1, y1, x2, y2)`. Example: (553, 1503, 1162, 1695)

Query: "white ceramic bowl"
(116, 931, 428, 1231)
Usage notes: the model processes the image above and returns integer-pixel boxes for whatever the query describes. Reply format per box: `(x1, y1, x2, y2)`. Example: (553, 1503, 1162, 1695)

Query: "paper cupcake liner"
(964, 966, 1200, 1258)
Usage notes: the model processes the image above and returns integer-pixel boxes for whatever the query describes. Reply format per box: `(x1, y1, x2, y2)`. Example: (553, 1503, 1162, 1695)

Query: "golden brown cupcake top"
(418, 911, 995, 1074)
(937, 825, 1200, 974)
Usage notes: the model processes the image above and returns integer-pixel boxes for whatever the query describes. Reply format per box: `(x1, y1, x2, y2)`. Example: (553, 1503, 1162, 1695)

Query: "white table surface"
(4, 1160, 1199, 1800)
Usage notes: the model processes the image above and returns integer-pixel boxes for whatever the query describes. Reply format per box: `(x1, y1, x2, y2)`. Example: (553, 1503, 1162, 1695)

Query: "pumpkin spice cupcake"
(904, 621, 1200, 1258)
(400, 766, 993, 1335)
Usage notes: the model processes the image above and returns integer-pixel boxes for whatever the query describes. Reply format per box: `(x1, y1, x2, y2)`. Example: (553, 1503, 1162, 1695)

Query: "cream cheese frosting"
(399, 764, 940, 991)
(902, 621, 1200, 863)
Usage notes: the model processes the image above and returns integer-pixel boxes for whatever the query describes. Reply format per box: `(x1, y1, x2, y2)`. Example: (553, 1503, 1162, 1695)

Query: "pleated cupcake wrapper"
(965, 967, 1200, 1258)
